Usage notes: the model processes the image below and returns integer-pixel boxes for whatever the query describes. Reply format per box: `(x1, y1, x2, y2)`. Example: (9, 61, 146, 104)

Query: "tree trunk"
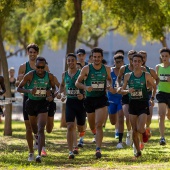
(0, 23, 12, 136)
(60, 0, 83, 128)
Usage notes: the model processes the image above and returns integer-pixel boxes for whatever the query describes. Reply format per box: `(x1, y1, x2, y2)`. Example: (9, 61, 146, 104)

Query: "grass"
(0, 119, 170, 170)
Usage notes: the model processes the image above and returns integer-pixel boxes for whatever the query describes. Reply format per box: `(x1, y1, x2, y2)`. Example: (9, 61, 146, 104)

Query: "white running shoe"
(28, 153, 34, 161)
(92, 135, 96, 143)
(126, 131, 132, 146)
(116, 142, 123, 149)
(133, 143, 137, 155)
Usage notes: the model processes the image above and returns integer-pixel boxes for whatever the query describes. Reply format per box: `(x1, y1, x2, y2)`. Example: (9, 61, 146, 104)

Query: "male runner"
(107, 54, 124, 148)
(76, 47, 114, 158)
(117, 50, 137, 146)
(121, 53, 156, 157)
(16, 43, 49, 161)
(156, 47, 170, 145)
(17, 57, 56, 163)
(57, 53, 86, 159)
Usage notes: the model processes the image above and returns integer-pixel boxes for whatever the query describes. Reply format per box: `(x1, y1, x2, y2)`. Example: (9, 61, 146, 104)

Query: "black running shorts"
(48, 101, 56, 117)
(66, 98, 86, 126)
(129, 100, 149, 116)
(84, 95, 109, 113)
(156, 91, 170, 108)
(25, 99, 49, 116)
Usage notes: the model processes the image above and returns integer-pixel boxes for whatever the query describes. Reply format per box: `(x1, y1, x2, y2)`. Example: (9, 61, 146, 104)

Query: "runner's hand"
(31, 87, 37, 95)
(85, 86, 93, 92)
(77, 93, 84, 100)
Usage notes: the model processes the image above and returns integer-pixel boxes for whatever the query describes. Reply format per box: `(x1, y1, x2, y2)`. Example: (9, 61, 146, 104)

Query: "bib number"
(67, 88, 80, 96)
(131, 89, 143, 99)
(160, 74, 169, 82)
(34, 88, 46, 97)
(91, 81, 104, 91)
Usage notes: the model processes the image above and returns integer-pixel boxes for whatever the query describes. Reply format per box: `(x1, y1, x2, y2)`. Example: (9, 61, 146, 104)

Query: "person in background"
(76, 48, 88, 67)
(9, 67, 16, 98)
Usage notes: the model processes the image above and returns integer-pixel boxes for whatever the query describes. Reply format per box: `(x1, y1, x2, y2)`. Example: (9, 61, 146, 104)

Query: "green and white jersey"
(158, 63, 170, 93)
(64, 70, 81, 99)
(128, 72, 148, 101)
(85, 64, 107, 97)
(28, 71, 50, 100)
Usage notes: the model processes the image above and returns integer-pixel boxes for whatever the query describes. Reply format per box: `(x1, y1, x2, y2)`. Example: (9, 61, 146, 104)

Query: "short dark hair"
(128, 50, 137, 56)
(159, 47, 170, 55)
(132, 53, 143, 61)
(115, 49, 124, 55)
(91, 47, 103, 56)
(27, 43, 39, 53)
(66, 53, 77, 60)
(76, 62, 82, 68)
(114, 54, 124, 60)
(139, 50, 147, 57)
(36, 57, 47, 63)
(76, 48, 86, 55)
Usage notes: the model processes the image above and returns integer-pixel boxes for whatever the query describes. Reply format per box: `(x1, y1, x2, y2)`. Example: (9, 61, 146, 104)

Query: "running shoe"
(126, 135, 132, 146)
(35, 155, 41, 163)
(28, 153, 34, 162)
(33, 134, 38, 150)
(92, 135, 96, 143)
(73, 147, 79, 154)
(139, 142, 144, 150)
(134, 151, 142, 158)
(41, 149, 47, 157)
(143, 130, 149, 143)
(95, 150, 102, 159)
(116, 142, 123, 149)
(160, 137, 166, 145)
(115, 132, 119, 139)
(69, 153, 74, 159)
(78, 138, 84, 148)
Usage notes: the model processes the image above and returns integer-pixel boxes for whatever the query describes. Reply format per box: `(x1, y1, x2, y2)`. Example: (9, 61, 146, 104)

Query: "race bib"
(131, 89, 143, 99)
(34, 88, 46, 97)
(160, 74, 169, 82)
(91, 81, 105, 91)
(67, 88, 80, 96)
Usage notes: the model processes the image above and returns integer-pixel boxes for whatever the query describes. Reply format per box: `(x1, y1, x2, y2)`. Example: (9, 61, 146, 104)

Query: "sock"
(118, 133, 123, 143)
(96, 147, 100, 151)
(69, 151, 73, 155)
(79, 131, 85, 137)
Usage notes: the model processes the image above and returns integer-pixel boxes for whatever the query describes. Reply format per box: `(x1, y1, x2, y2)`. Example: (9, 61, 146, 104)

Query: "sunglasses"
(36, 66, 45, 69)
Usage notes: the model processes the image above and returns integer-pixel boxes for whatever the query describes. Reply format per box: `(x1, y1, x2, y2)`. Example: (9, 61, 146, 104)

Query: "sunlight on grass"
(0, 119, 170, 169)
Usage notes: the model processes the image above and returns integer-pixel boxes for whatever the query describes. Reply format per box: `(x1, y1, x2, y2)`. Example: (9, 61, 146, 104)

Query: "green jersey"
(64, 70, 81, 99)
(85, 64, 107, 97)
(24, 62, 34, 96)
(28, 70, 50, 100)
(158, 64, 170, 93)
(128, 72, 148, 101)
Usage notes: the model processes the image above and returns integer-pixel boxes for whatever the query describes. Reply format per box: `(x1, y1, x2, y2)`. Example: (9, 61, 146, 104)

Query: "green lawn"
(0, 119, 170, 170)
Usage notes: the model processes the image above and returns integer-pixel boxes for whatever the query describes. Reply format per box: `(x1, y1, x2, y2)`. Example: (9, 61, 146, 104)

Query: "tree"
(102, 0, 170, 47)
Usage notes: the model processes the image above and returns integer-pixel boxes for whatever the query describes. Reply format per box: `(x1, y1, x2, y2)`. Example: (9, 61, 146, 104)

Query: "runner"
(107, 54, 124, 148)
(121, 53, 156, 157)
(15, 43, 49, 161)
(155, 47, 170, 145)
(76, 48, 88, 67)
(17, 57, 56, 163)
(57, 53, 86, 159)
(117, 50, 137, 146)
(9, 67, 16, 98)
(75, 47, 114, 158)
(138, 50, 159, 150)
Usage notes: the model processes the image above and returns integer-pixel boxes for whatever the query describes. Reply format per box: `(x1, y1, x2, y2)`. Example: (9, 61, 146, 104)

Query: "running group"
(8, 43, 170, 162)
